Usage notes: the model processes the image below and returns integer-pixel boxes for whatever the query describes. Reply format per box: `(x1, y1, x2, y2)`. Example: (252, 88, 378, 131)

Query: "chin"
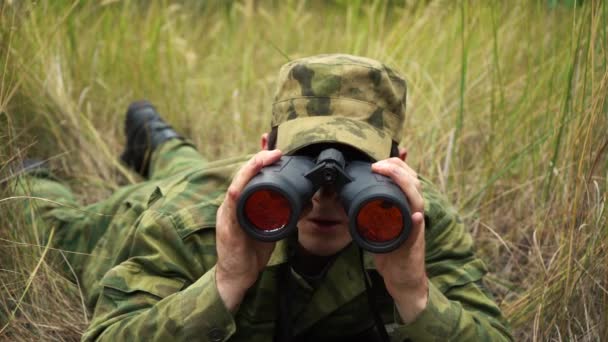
(298, 227, 352, 256)
(305, 243, 343, 256)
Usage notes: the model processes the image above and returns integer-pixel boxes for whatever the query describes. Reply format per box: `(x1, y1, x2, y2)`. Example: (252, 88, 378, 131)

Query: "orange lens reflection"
(244, 189, 291, 231)
(356, 199, 403, 242)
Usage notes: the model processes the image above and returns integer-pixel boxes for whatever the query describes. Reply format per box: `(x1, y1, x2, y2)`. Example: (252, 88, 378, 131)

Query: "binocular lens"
(244, 189, 292, 231)
(355, 199, 404, 242)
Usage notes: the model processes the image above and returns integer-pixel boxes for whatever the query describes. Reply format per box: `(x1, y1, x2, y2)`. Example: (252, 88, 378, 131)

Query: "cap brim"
(276, 116, 392, 161)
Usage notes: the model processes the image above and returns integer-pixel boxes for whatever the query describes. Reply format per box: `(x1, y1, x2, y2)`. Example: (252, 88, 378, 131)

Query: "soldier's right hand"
(215, 149, 283, 312)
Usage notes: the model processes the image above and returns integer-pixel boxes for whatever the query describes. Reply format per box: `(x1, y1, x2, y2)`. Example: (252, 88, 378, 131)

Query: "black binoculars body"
(236, 148, 412, 253)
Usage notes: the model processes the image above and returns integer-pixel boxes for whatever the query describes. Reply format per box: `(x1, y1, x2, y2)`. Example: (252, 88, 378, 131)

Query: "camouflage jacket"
(79, 155, 512, 341)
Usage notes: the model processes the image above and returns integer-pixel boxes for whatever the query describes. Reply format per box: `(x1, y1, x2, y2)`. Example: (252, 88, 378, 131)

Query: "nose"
(313, 184, 339, 203)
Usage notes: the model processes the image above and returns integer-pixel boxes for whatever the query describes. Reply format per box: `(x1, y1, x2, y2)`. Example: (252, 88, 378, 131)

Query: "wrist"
(393, 276, 429, 324)
(215, 268, 247, 313)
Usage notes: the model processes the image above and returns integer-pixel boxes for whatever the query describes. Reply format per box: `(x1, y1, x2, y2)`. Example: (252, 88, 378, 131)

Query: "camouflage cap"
(272, 54, 407, 161)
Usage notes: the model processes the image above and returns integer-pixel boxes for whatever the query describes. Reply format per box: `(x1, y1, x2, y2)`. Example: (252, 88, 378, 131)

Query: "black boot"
(1, 158, 51, 186)
(20, 159, 51, 177)
(120, 101, 182, 178)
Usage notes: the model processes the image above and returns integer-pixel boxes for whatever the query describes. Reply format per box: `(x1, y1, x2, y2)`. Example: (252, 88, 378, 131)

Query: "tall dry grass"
(0, 0, 606, 340)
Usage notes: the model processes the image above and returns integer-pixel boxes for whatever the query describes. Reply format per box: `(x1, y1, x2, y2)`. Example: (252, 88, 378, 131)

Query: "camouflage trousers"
(15, 139, 204, 283)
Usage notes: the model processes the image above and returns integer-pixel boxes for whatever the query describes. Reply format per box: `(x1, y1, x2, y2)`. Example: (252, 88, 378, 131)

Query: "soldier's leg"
(148, 138, 207, 180)
(13, 174, 110, 280)
(14, 175, 79, 243)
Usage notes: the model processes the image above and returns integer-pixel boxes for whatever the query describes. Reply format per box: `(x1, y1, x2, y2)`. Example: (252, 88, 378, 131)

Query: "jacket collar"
(266, 237, 377, 270)
(265, 239, 378, 334)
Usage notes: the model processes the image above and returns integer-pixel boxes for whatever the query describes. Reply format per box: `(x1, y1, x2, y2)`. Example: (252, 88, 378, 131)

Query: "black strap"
(274, 246, 390, 342)
(359, 248, 390, 342)
(274, 262, 293, 342)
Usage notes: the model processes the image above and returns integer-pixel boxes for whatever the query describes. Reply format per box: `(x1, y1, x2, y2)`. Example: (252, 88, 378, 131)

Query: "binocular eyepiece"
(236, 148, 412, 253)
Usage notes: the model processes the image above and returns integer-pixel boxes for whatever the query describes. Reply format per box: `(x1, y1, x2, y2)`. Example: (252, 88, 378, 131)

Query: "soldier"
(15, 54, 512, 341)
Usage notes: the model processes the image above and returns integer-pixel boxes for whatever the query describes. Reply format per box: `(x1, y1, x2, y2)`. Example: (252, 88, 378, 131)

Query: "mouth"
(308, 218, 344, 232)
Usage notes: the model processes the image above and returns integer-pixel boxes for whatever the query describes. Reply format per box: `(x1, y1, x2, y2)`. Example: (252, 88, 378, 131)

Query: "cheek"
(339, 207, 349, 220)
(300, 201, 313, 217)
(336, 225, 354, 249)
(340, 223, 352, 238)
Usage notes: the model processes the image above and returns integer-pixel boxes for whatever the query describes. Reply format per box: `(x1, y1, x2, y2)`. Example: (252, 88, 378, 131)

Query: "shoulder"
(419, 175, 459, 222)
(417, 175, 475, 256)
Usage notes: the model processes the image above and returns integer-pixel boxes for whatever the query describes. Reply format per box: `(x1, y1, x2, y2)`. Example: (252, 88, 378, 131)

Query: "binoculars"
(236, 148, 412, 253)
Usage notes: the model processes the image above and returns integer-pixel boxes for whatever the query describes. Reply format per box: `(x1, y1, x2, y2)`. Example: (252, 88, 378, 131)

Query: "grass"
(1, 0, 607, 340)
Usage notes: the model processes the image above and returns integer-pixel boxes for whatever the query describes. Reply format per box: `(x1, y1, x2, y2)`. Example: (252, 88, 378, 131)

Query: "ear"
(398, 147, 407, 161)
(261, 133, 269, 151)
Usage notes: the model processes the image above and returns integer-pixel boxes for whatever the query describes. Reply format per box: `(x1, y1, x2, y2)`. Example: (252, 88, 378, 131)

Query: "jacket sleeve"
(82, 210, 236, 342)
(389, 178, 513, 341)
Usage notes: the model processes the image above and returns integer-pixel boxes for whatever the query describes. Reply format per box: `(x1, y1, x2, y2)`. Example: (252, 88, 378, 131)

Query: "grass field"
(1, 0, 607, 340)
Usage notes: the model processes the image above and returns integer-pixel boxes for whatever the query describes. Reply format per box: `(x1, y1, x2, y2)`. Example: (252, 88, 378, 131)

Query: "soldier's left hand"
(371, 157, 428, 324)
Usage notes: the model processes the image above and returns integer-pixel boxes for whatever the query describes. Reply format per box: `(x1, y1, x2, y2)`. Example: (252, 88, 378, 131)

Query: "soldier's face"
(260, 133, 353, 255)
(296, 185, 352, 256)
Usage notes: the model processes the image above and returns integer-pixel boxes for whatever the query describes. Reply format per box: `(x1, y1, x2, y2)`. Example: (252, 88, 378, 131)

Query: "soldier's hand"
(371, 157, 428, 324)
(215, 149, 283, 312)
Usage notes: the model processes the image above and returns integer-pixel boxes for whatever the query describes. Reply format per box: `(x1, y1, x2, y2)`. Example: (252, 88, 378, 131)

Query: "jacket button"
(208, 328, 225, 342)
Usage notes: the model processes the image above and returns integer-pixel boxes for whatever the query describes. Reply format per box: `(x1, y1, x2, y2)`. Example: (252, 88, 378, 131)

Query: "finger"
(402, 212, 426, 252)
(377, 159, 421, 192)
(376, 158, 417, 179)
(228, 149, 283, 203)
(411, 211, 425, 227)
(372, 212, 425, 265)
(220, 150, 282, 235)
(216, 200, 240, 239)
(372, 163, 424, 212)
(253, 240, 276, 271)
(371, 162, 424, 213)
